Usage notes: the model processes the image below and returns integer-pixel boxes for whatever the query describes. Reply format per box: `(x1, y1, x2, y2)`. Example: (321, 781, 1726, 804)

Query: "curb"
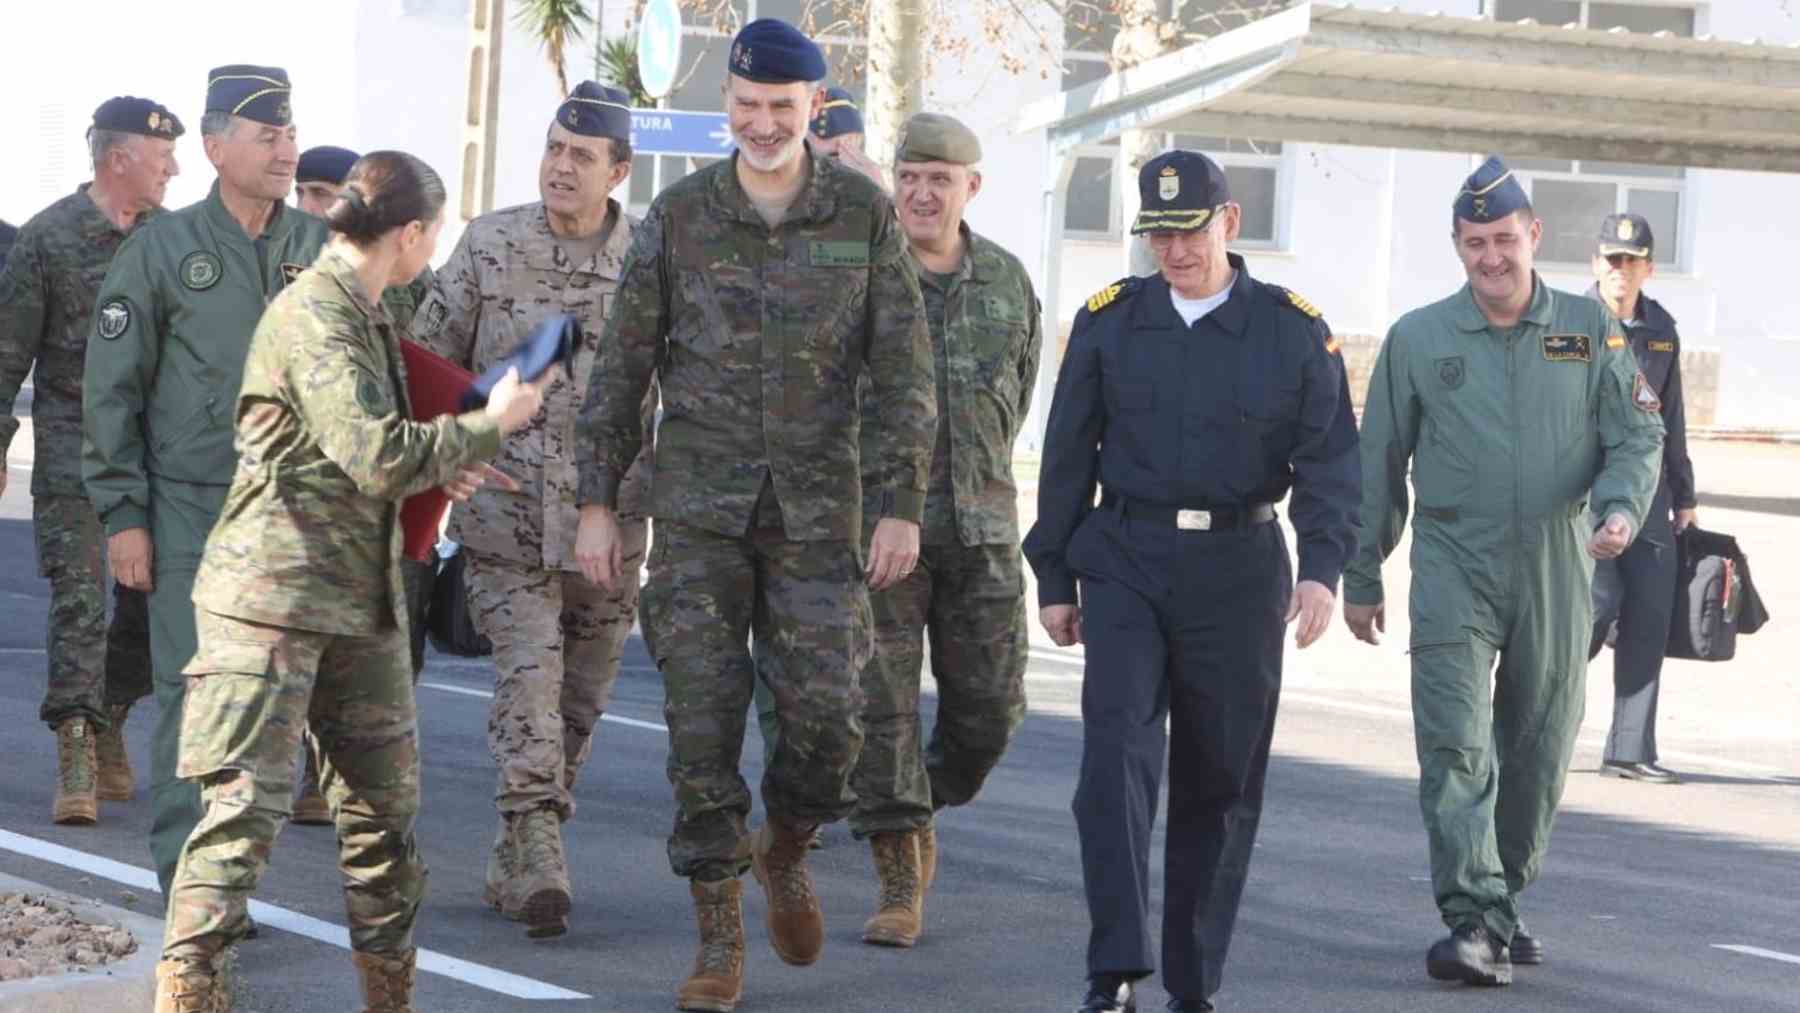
(1688, 428, 1800, 445)
(0, 871, 160, 1013)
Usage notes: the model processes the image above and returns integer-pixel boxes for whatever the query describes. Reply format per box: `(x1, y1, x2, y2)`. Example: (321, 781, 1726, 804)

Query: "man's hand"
(576, 504, 624, 591)
(1285, 580, 1336, 649)
(866, 518, 921, 590)
(1588, 512, 1634, 560)
(1674, 508, 1698, 534)
(444, 463, 517, 503)
(1343, 602, 1385, 646)
(109, 528, 154, 592)
(1040, 604, 1083, 647)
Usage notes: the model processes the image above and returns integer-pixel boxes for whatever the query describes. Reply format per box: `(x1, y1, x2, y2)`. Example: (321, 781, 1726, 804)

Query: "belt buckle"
(1175, 509, 1212, 531)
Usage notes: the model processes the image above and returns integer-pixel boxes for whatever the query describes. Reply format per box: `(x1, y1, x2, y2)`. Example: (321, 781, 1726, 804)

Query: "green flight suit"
(1344, 277, 1662, 944)
(82, 181, 327, 899)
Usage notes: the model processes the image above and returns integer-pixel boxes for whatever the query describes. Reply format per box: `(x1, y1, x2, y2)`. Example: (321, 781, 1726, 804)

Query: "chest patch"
(1647, 340, 1676, 353)
(808, 241, 869, 268)
(1435, 356, 1465, 390)
(355, 375, 392, 417)
(281, 262, 306, 285)
(180, 251, 222, 291)
(419, 299, 448, 336)
(1542, 332, 1591, 363)
(1633, 371, 1662, 413)
(981, 295, 1026, 325)
(96, 298, 131, 340)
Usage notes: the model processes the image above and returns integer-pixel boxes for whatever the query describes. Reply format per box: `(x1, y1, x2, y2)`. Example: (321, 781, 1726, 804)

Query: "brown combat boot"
(861, 831, 924, 948)
(154, 957, 226, 1013)
(750, 819, 824, 966)
(351, 948, 417, 1012)
(484, 813, 525, 919)
(52, 717, 98, 825)
(94, 702, 135, 801)
(291, 748, 332, 825)
(512, 807, 572, 938)
(676, 877, 746, 1012)
(917, 822, 938, 892)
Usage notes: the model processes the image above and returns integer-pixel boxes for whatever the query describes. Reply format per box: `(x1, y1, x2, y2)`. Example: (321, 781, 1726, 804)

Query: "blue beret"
(296, 146, 360, 185)
(461, 314, 579, 412)
(1454, 155, 1531, 224)
(556, 81, 632, 141)
(729, 19, 827, 84)
(92, 96, 184, 141)
(205, 65, 292, 127)
(811, 87, 863, 139)
(1131, 150, 1231, 235)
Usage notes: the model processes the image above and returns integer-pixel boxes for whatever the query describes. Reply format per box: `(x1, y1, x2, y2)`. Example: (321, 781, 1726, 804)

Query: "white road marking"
(419, 681, 667, 732)
(0, 828, 589, 1000)
(1713, 944, 1800, 967)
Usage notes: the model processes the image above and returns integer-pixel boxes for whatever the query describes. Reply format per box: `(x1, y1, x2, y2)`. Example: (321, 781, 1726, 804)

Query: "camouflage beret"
(894, 112, 981, 166)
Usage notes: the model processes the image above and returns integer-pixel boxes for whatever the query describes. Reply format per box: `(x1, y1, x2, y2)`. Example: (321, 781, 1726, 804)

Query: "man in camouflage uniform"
(0, 97, 176, 825)
(412, 81, 649, 939)
(0, 220, 17, 270)
(83, 66, 328, 901)
(576, 19, 935, 1012)
(848, 113, 1036, 950)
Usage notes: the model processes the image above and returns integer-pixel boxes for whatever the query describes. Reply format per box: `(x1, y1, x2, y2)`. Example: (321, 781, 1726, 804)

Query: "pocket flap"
(182, 640, 276, 678)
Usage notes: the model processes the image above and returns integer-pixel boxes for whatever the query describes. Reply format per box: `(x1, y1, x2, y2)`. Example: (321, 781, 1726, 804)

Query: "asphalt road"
(1, 449, 1797, 1011)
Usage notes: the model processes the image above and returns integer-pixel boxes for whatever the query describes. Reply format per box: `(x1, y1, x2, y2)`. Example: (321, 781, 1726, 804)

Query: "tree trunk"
(863, 0, 927, 168)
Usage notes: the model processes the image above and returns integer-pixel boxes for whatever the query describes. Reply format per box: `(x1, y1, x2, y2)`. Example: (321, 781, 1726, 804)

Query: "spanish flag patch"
(1086, 283, 1124, 314)
(1324, 335, 1341, 355)
(1606, 333, 1626, 349)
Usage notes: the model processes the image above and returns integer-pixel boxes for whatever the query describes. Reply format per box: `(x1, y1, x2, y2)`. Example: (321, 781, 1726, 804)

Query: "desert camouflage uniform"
(161, 247, 503, 962)
(0, 186, 155, 729)
(578, 150, 937, 881)
(413, 199, 650, 818)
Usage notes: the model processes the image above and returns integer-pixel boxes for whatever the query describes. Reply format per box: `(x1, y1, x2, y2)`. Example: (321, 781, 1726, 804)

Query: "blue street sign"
(629, 108, 735, 158)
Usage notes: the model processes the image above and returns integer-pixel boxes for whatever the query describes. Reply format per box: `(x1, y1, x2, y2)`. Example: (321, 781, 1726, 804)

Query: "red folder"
(398, 339, 476, 562)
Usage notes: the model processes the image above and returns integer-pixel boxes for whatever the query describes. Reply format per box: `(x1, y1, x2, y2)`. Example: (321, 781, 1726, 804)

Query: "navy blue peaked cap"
(296, 146, 359, 185)
(812, 87, 863, 138)
(729, 19, 827, 84)
(206, 65, 293, 126)
(460, 314, 580, 411)
(1454, 155, 1531, 223)
(557, 81, 632, 140)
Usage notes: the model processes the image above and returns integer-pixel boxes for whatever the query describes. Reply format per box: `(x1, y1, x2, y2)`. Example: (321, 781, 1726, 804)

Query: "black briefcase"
(1666, 526, 1769, 662)
(427, 544, 493, 658)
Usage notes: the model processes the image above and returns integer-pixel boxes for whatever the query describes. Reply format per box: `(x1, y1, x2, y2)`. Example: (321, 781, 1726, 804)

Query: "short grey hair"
(88, 128, 133, 170)
(200, 110, 237, 139)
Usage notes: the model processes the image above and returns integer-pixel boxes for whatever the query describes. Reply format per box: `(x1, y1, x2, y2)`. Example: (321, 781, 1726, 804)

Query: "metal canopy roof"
(1018, 2, 1800, 173)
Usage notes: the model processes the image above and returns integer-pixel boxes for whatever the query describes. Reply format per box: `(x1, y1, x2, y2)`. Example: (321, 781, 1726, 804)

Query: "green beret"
(894, 113, 981, 166)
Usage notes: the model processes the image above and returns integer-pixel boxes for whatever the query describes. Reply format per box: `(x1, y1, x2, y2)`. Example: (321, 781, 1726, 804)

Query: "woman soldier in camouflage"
(153, 151, 547, 1013)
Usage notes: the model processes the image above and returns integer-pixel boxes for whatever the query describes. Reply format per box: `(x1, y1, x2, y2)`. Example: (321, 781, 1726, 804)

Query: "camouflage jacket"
(412, 200, 650, 570)
(864, 226, 1041, 546)
(83, 182, 328, 535)
(0, 186, 157, 497)
(192, 247, 502, 636)
(0, 220, 16, 271)
(577, 150, 937, 542)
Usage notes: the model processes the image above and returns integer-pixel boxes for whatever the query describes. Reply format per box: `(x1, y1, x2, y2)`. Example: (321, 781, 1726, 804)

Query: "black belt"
(1113, 497, 1276, 531)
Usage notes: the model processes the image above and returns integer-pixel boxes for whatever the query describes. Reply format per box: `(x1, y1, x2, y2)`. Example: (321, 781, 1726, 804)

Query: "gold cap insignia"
(1617, 219, 1634, 241)
(1158, 165, 1180, 202)
(147, 111, 160, 131)
(734, 43, 753, 72)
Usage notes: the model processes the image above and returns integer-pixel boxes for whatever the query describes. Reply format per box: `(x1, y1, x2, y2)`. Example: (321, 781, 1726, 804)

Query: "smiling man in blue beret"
(1344, 156, 1663, 986)
(0, 94, 181, 834)
(86, 64, 331, 1011)
(576, 16, 935, 1012)
(412, 79, 648, 942)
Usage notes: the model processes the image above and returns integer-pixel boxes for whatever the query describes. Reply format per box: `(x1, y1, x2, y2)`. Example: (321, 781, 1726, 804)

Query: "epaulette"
(1084, 276, 1140, 315)
(1267, 283, 1339, 354)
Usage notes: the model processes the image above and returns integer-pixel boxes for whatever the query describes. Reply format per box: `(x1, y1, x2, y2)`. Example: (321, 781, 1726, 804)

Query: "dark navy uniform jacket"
(1024, 253, 1361, 607)
(1586, 284, 1695, 510)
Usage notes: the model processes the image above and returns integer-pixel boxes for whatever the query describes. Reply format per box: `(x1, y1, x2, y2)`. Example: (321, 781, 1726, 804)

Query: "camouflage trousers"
(30, 495, 153, 727)
(464, 529, 645, 819)
(640, 520, 872, 880)
(850, 541, 1029, 837)
(163, 609, 423, 960)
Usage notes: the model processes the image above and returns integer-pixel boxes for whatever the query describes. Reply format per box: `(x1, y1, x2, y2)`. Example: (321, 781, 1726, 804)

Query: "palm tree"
(514, 0, 596, 98)
(595, 34, 656, 107)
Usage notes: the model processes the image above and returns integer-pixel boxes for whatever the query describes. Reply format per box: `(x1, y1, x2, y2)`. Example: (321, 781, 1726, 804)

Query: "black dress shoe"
(1077, 977, 1136, 1012)
(1427, 923, 1512, 986)
(1510, 921, 1543, 965)
(1166, 999, 1216, 1011)
(1600, 761, 1680, 784)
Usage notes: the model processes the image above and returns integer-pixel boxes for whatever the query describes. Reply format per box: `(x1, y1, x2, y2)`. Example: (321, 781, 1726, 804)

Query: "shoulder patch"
(1632, 371, 1662, 413)
(96, 298, 132, 340)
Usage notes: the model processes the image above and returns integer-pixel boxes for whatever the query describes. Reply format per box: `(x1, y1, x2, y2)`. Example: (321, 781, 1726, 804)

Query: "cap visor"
(1130, 207, 1219, 236)
(1597, 242, 1652, 258)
